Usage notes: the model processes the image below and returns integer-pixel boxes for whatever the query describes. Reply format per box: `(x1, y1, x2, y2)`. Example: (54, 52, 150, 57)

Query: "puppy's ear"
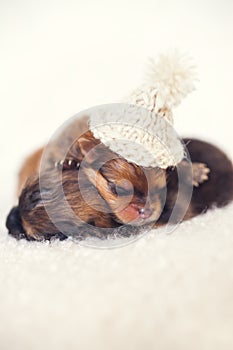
(78, 134, 97, 155)
(77, 130, 117, 166)
(78, 131, 101, 164)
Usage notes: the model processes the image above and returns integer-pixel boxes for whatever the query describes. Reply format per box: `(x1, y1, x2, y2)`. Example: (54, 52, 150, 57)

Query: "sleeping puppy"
(6, 127, 233, 241)
(7, 130, 167, 240)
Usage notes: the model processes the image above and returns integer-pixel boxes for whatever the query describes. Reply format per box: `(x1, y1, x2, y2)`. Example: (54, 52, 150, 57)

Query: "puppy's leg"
(179, 160, 210, 187)
(192, 162, 210, 187)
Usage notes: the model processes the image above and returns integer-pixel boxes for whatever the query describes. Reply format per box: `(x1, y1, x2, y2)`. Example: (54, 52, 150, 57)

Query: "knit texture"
(89, 51, 196, 168)
(89, 104, 184, 168)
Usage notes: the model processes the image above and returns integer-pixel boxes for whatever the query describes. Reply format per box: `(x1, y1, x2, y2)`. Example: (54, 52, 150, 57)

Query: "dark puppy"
(158, 139, 233, 225)
(6, 133, 233, 241)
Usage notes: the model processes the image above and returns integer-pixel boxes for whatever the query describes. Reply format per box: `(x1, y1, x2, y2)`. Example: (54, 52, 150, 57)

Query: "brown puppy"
(6, 130, 233, 241)
(10, 131, 167, 240)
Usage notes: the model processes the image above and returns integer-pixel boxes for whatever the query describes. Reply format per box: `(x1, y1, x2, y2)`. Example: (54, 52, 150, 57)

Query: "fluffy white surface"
(0, 0, 233, 349)
(1, 204, 233, 350)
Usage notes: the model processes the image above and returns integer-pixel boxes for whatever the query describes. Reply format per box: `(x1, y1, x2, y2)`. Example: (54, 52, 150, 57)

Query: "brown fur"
(16, 131, 167, 239)
(18, 147, 43, 196)
(6, 128, 233, 241)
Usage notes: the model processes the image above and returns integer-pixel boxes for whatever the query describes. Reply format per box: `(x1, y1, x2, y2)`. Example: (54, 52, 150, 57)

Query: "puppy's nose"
(138, 207, 153, 219)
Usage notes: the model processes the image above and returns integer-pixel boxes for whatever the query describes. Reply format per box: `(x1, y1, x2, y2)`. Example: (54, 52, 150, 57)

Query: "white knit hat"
(89, 50, 197, 168)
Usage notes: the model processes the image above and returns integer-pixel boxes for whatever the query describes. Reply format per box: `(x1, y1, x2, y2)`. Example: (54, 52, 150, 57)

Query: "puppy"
(7, 130, 167, 240)
(6, 129, 233, 241)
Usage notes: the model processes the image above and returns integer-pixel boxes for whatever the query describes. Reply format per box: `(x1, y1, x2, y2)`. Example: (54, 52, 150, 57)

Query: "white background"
(0, 0, 233, 229)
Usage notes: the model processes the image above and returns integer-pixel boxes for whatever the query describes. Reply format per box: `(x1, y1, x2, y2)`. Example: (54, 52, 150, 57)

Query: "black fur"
(6, 206, 29, 240)
(158, 139, 233, 224)
(184, 138, 233, 209)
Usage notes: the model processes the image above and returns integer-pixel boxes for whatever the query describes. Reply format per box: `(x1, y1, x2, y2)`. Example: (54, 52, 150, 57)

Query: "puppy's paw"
(192, 162, 210, 187)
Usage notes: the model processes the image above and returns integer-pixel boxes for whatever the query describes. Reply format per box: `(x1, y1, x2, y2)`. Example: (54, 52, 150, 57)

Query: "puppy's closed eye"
(108, 182, 134, 197)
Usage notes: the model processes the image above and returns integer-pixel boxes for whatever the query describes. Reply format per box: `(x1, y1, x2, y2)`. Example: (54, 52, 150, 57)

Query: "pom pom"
(145, 49, 197, 109)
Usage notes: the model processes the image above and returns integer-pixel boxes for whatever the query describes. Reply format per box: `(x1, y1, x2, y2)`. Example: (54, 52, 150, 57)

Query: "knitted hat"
(89, 50, 196, 168)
